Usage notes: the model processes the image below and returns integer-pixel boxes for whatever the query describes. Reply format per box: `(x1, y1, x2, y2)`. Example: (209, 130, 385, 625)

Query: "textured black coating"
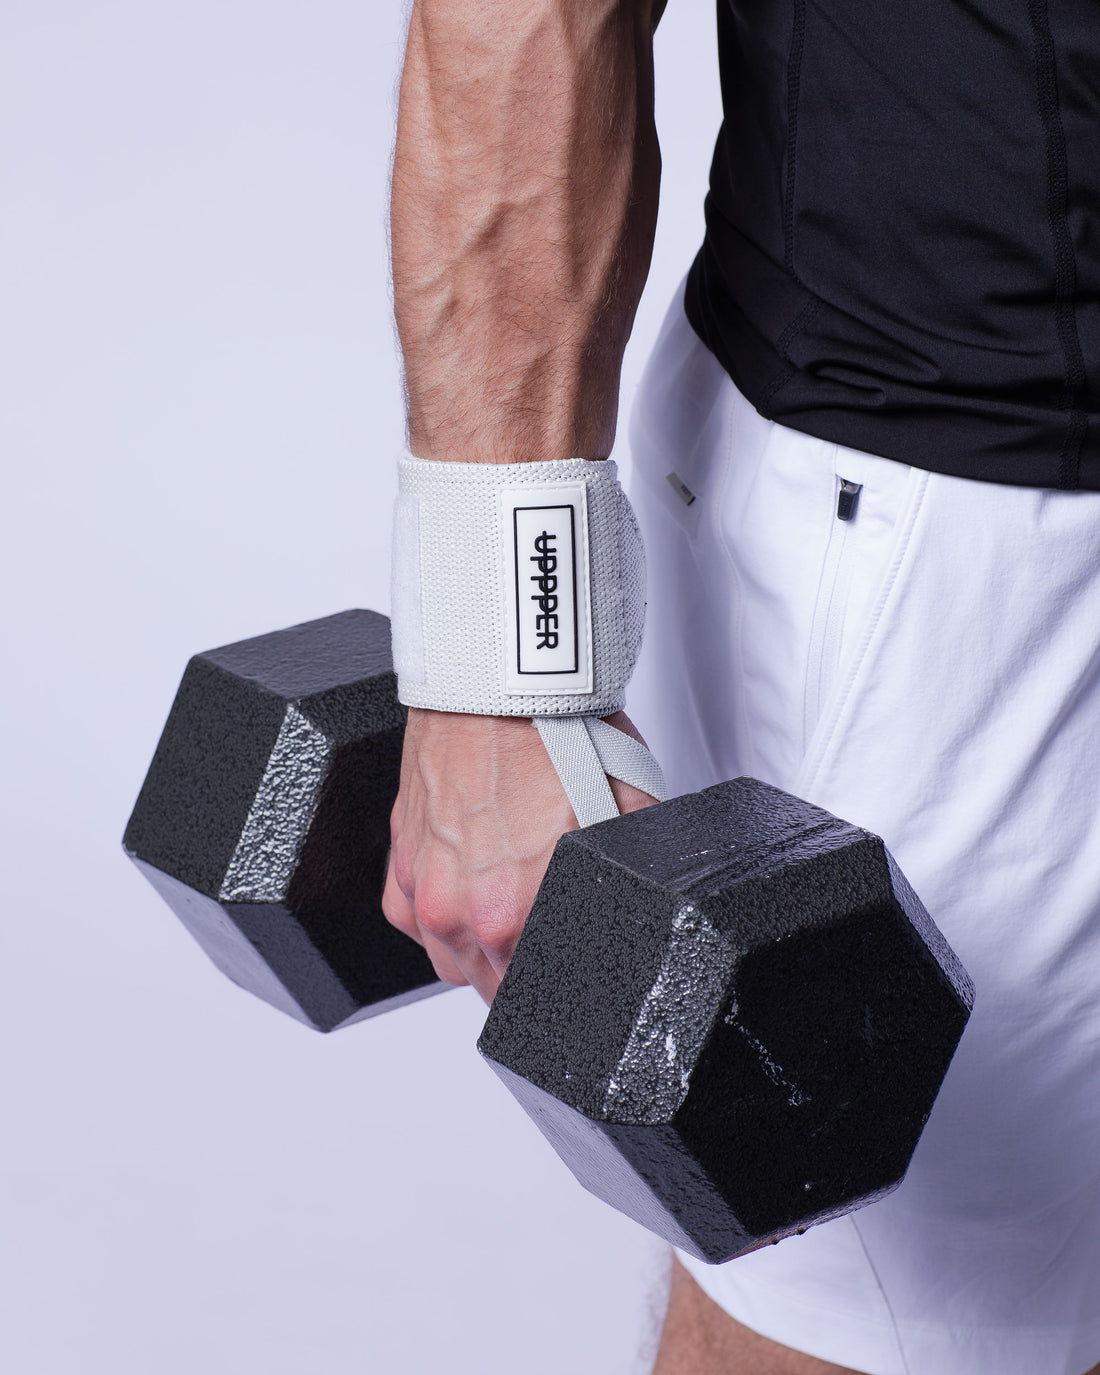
(480, 777, 974, 1262)
(124, 610, 444, 1030)
(124, 655, 287, 897)
(201, 608, 397, 700)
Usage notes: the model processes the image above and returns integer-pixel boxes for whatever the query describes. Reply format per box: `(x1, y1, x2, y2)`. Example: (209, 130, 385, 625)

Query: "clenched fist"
(382, 707, 657, 1002)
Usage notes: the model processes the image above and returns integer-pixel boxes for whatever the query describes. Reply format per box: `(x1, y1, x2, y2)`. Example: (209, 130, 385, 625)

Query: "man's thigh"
(653, 1259, 867, 1375)
(653, 1259, 1100, 1375)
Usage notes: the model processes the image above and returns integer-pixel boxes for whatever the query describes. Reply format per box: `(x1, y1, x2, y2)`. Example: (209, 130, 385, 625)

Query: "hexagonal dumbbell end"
(123, 610, 444, 1031)
(478, 777, 974, 1263)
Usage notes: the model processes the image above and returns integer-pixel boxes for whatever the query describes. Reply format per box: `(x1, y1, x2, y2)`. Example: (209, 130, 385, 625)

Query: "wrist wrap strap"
(390, 453, 666, 820)
(534, 716, 668, 826)
(391, 455, 645, 717)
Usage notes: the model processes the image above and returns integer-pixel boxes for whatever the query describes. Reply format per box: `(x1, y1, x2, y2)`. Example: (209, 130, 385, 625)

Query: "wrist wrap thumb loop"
(533, 716, 668, 828)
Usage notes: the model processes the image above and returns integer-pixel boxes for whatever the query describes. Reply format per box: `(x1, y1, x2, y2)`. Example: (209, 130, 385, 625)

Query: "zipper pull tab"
(666, 472, 697, 507)
(837, 478, 862, 522)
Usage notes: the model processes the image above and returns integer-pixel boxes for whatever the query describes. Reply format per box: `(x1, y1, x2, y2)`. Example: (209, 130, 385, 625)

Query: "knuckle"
(391, 864, 415, 904)
(469, 903, 523, 960)
(387, 848, 415, 902)
(414, 893, 463, 945)
(381, 892, 418, 941)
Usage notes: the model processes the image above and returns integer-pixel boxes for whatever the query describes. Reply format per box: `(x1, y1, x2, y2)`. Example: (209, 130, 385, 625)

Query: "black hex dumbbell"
(124, 610, 440, 1032)
(124, 609, 973, 1262)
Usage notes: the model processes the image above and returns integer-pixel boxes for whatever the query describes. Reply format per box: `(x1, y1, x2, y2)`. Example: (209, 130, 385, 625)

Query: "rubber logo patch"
(514, 504, 578, 672)
(501, 484, 593, 695)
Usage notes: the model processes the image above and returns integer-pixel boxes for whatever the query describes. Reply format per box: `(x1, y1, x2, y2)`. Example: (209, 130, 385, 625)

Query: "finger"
(421, 916, 506, 998)
(411, 888, 503, 996)
(427, 933, 502, 1004)
(462, 945, 504, 1005)
(384, 868, 491, 992)
(382, 854, 422, 945)
(474, 913, 521, 985)
(418, 928, 472, 988)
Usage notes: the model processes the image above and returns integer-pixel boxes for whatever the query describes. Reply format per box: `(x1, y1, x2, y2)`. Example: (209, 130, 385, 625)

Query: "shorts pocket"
(797, 457, 930, 795)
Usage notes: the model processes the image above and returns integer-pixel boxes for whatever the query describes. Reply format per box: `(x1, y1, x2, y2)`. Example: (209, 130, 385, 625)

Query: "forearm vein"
(391, 0, 662, 463)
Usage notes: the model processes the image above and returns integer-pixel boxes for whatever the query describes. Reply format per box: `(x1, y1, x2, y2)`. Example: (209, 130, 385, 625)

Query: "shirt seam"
(1027, 0, 1089, 490)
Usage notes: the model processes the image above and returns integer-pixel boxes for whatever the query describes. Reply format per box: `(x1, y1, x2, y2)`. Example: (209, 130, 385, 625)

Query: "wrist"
(390, 453, 645, 718)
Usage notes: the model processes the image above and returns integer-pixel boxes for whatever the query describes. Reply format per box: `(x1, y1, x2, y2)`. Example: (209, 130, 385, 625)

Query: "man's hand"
(382, 709, 657, 1003)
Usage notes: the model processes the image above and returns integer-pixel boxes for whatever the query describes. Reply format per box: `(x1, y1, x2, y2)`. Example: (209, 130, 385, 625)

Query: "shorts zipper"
(803, 476, 863, 751)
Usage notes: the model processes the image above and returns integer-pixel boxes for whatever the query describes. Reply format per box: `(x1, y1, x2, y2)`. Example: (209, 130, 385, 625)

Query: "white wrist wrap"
(391, 455, 646, 717)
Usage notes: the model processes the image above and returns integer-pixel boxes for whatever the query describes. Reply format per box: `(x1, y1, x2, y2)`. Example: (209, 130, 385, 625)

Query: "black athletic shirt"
(685, 0, 1100, 490)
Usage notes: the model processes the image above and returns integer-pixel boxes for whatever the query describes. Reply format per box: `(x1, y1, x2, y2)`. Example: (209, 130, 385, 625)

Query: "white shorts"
(625, 295, 1100, 1375)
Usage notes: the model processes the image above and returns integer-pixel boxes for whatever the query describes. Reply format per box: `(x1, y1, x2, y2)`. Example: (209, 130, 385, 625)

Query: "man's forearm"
(391, 0, 664, 464)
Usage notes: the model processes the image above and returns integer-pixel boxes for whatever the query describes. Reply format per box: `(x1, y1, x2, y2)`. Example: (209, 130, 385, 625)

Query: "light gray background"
(2, 3, 721, 1370)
